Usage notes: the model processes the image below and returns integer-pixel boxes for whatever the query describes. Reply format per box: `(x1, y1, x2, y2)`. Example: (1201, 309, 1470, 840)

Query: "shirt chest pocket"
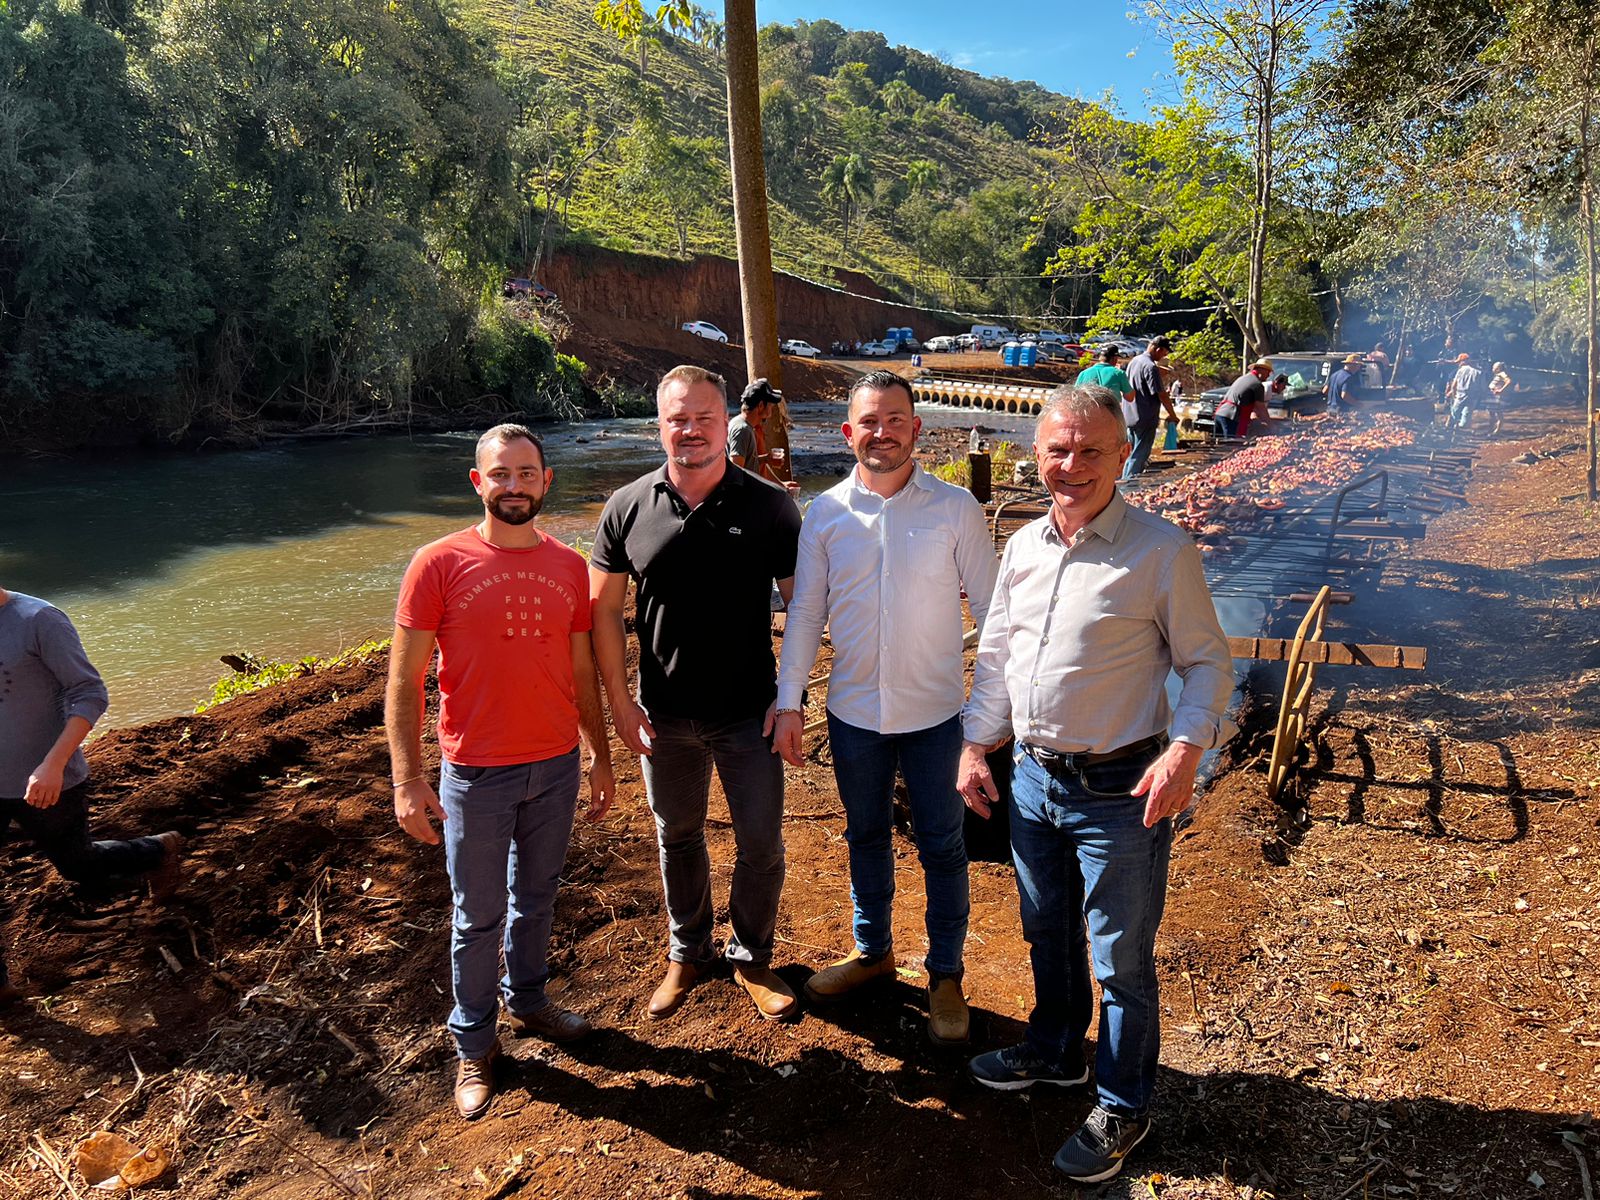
(903, 527, 953, 579)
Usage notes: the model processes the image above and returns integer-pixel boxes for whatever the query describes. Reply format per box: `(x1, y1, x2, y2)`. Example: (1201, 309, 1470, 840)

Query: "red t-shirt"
(395, 526, 592, 766)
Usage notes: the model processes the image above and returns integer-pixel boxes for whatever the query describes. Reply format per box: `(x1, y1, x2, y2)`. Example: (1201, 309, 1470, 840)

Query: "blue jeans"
(640, 713, 784, 967)
(1449, 400, 1473, 429)
(1213, 413, 1237, 439)
(1008, 747, 1173, 1117)
(1123, 421, 1158, 479)
(440, 751, 580, 1060)
(826, 713, 969, 975)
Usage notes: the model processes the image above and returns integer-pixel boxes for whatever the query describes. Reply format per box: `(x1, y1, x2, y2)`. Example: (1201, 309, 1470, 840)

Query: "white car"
(1032, 330, 1072, 345)
(955, 333, 980, 350)
(780, 339, 821, 358)
(681, 320, 728, 343)
(924, 335, 958, 352)
(859, 341, 895, 357)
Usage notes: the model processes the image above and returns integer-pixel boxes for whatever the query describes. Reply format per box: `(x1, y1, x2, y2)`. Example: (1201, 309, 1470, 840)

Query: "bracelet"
(392, 774, 423, 788)
(774, 707, 802, 717)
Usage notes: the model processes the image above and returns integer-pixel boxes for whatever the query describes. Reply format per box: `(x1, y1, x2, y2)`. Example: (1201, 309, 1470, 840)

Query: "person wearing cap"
(729, 380, 778, 478)
(1324, 354, 1364, 417)
(1122, 335, 1177, 479)
(1446, 351, 1488, 432)
(1214, 360, 1272, 439)
(1241, 374, 1287, 438)
(1077, 346, 1135, 427)
(1487, 361, 1512, 436)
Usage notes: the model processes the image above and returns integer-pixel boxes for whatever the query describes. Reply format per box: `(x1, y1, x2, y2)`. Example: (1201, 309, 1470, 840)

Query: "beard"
(487, 493, 542, 524)
(856, 439, 913, 474)
(668, 443, 722, 471)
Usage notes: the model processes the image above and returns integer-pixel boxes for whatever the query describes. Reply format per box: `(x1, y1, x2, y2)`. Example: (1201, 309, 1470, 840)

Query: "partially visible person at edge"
(773, 370, 999, 1046)
(1122, 335, 1177, 479)
(1487, 361, 1513, 437)
(1447, 351, 1488, 433)
(1077, 346, 1135, 429)
(1325, 354, 1364, 417)
(1368, 341, 1393, 378)
(728, 378, 776, 477)
(0, 589, 183, 1006)
(590, 365, 803, 1024)
(1214, 360, 1272, 439)
(955, 383, 1234, 1185)
(386, 424, 615, 1122)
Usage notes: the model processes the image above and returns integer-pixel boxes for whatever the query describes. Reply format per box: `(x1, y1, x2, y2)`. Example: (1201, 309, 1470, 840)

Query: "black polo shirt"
(592, 461, 801, 721)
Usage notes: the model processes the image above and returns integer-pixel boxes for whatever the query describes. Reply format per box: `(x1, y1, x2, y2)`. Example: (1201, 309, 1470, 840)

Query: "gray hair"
(1037, 384, 1129, 444)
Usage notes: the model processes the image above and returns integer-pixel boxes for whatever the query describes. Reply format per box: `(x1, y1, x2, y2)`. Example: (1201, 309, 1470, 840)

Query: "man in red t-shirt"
(386, 424, 614, 1121)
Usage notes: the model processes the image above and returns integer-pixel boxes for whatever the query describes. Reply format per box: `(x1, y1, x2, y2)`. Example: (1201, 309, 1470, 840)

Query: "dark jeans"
(640, 713, 784, 967)
(1, 782, 168, 987)
(1008, 747, 1173, 1118)
(438, 752, 580, 1060)
(1213, 412, 1237, 439)
(826, 712, 968, 975)
(1123, 420, 1159, 478)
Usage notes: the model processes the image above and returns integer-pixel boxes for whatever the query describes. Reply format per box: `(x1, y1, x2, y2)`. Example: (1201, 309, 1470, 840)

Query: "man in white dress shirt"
(775, 370, 999, 1044)
(957, 383, 1233, 1184)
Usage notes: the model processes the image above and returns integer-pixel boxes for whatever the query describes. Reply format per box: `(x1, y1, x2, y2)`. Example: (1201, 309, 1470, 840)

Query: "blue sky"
(725, 1, 1178, 119)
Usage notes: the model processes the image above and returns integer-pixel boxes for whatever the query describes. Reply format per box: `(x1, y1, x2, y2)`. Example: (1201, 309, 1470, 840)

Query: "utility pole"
(723, 0, 791, 479)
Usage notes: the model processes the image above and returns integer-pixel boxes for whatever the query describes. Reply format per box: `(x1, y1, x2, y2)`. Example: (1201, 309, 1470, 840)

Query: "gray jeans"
(640, 712, 784, 967)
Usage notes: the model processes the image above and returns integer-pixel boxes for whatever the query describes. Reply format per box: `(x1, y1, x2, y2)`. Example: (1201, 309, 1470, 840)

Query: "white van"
(970, 324, 1013, 348)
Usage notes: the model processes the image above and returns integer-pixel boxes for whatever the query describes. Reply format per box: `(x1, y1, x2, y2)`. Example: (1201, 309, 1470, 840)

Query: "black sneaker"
(1053, 1106, 1151, 1183)
(968, 1043, 1089, 1091)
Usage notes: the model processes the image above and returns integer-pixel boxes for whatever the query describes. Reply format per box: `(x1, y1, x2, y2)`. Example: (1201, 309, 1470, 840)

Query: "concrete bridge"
(908, 374, 1055, 415)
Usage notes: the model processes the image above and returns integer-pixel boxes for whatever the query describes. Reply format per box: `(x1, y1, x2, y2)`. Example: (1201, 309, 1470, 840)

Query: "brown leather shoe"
(647, 960, 702, 1021)
(733, 965, 799, 1022)
(928, 976, 970, 1045)
(802, 948, 897, 1003)
(506, 1001, 591, 1044)
(146, 832, 184, 901)
(453, 1042, 498, 1120)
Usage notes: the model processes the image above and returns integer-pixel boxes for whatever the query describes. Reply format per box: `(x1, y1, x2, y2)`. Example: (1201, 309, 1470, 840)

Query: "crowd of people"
(5, 364, 1236, 1185)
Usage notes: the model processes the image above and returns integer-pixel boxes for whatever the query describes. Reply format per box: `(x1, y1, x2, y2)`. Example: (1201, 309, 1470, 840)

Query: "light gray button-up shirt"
(778, 463, 999, 735)
(961, 490, 1234, 754)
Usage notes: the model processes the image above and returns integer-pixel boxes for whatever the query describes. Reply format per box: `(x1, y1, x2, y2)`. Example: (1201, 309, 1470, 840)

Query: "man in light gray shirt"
(0, 588, 182, 1004)
(774, 370, 999, 1045)
(955, 384, 1233, 1185)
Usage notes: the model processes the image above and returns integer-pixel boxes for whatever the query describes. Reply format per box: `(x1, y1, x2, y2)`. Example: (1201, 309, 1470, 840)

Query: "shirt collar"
(849, 461, 931, 500)
(1041, 489, 1129, 547)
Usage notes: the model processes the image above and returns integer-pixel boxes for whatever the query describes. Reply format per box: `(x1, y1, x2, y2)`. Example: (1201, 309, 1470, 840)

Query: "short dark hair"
(476, 423, 545, 468)
(1098, 345, 1121, 363)
(1148, 335, 1172, 352)
(657, 364, 727, 406)
(848, 369, 916, 414)
(741, 377, 782, 413)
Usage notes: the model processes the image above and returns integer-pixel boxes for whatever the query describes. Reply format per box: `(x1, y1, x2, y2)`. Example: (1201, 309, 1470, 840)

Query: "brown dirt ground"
(2, 401, 1596, 1200)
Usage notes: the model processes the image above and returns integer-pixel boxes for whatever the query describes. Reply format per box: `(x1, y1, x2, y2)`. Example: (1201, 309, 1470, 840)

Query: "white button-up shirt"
(961, 490, 1234, 754)
(778, 463, 1000, 735)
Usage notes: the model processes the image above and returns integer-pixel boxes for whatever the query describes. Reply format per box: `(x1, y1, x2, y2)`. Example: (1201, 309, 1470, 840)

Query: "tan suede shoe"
(146, 832, 184, 901)
(453, 1041, 499, 1120)
(647, 960, 702, 1021)
(928, 977, 970, 1045)
(802, 948, 897, 1003)
(732, 965, 799, 1021)
(506, 1001, 591, 1044)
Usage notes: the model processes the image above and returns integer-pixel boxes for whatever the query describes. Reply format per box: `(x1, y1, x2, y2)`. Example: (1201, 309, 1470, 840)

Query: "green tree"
(828, 61, 878, 108)
(820, 152, 874, 256)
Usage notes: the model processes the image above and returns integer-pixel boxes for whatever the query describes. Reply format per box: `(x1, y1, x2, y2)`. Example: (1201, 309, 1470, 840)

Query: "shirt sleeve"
(35, 607, 109, 727)
(729, 424, 756, 463)
(395, 546, 446, 631)
(776, 504, 829, 711)
(1154, 541, 1236, 748)
(769, 490, 802, 581)
(588, 492, 634, 577)
(960, 539, 1016, 746)
(953, 493, 1000, 639)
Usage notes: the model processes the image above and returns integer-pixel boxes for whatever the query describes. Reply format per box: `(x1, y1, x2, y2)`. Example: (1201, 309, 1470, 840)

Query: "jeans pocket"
(1076, 757, 1148, 799)
(443, 761, 487, 784)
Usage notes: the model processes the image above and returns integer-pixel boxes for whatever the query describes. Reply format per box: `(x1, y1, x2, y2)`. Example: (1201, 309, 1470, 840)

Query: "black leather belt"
(1023, 735, 1167, 775)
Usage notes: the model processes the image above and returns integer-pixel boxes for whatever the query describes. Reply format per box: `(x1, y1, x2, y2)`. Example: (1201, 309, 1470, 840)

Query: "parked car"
(780, 339, 821, 358)
(1032, 340, 1070, 361)
(681, 320, 729, 343)
(897, 337, 923, 352)
(829, 340, 852, 354)
(1031, 329, 1072, 346)
(503, 278, 558, 303)
(924, 335, 959, 352)
(955, 333, 981, 351)
(859, 340, 896, 357)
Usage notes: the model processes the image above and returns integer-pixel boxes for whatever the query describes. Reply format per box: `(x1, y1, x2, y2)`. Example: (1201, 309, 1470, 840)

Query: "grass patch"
(196, 639, 391, 713)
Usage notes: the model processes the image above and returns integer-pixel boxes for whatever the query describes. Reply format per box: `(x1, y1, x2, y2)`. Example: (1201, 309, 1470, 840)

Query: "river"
(1, 403, 1043, 728)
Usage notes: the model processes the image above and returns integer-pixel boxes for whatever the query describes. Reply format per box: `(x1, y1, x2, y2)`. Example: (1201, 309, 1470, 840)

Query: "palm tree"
(821, 153, 874, 256)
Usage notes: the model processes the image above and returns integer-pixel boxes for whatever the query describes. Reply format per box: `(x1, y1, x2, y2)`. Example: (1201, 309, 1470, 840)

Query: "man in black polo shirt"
(590, 364, 802, 1023)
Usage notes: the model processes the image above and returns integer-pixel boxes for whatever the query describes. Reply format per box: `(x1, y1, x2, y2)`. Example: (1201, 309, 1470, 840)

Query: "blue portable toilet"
(1002, 341, 1020, 366)
(1019, 343, 1038, 367)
